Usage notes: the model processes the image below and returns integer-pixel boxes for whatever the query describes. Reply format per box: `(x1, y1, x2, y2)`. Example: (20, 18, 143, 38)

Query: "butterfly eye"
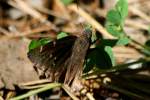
(83, 28, 92, 39)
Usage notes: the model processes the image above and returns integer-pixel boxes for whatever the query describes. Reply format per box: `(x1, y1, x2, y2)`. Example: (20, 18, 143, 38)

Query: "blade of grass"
(102, 83, 145, 99)
(83, 57, 150, 78)
(10, 83, 61, 100)
(131, 38, 150, 55)
(123, 74, 150, 82)
(110, 75, 150, 95)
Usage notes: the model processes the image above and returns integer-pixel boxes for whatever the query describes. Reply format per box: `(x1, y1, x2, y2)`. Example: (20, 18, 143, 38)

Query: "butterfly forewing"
(64, 29, 92, 85)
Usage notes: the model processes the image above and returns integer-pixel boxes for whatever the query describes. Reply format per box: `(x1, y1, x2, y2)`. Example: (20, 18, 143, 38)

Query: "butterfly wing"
(28, 28, 92, 84)
(28, 36, 77, 81)
(64, 29, 92, 85)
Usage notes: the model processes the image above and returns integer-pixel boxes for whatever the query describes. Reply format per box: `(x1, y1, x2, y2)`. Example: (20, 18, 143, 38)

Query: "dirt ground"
(0, 38, 38, 89)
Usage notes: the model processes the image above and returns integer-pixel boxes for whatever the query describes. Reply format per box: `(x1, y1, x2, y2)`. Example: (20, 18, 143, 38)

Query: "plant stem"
(83, 57, 150, 78)
(131, 38, 150, 52)
(10, 83, 62, 100)
(102, 84, 144, 99)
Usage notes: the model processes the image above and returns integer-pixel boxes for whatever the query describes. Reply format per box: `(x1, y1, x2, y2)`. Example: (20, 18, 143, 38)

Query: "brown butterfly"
(27, 28, 92, 85)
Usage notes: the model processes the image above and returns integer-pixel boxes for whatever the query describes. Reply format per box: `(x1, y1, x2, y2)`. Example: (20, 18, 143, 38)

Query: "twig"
(62, 84, 79, 100)
(53, 0, 71, 20)
(19, 84, 51, 89)
(0, 27, 11, 35)
(8, 0, 56, 29)
(0, 25, 51, 40)
(125, 19, 149, 30)
(86, 92, 95, 100)
(113, 46, 142, 59)
(114, 53, 142, 59)
(18, 79, 51, 86)
(0, 96, 4, 100)
(9, 0, 45, 22)
(31, 5, 68, 20)
(68, 4, 115, 39)
(129, 7, 150, 22)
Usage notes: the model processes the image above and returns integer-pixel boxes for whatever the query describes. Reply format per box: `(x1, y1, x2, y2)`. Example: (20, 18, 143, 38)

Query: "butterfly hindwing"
(28, 36, 77, 81)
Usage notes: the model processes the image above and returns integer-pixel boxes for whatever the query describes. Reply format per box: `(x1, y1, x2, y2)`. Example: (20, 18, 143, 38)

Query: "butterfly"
(27, 28, 92, 85)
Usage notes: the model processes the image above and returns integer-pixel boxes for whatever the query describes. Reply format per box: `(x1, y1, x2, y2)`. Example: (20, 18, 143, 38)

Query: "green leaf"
(106, 22, 124, 37)
(84, 48, 113, 72)
(116, 0, 128, 19)
(29, 40, 40, 51)
(57, 32, 68, 39)
(106, 9, 122, 24)
(145, 39, 150, 47)
(84, 58, 95, 73)
(61, 0, 74, 5)
(104, 46, 115, 66)
(28, 38, 51, 51)
(96, 37, 130, 49)
(116, 36, 130, 45)
(96, 39, 117, 48)
(39, 38, 52, 45)
(105, 0, 128, 37)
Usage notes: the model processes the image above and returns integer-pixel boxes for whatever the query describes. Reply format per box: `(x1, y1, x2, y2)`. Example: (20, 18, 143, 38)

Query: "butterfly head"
(82, 26, 94, 40)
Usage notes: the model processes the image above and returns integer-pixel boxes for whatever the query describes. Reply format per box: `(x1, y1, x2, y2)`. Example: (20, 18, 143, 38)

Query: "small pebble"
(96, 78, 101, 82)
(103, 77, 111, 84)
(93, 82, 100, 89)
(81, 88, 87, 95)
(112, 92, 119, 97)
(84, 80, 90, 86)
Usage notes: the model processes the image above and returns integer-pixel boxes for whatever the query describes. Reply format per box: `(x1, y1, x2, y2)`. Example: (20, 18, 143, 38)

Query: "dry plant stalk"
(68, 4, 115, 39)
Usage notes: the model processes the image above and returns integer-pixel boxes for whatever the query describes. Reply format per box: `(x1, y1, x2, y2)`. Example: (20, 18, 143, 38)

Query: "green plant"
(61, 0, 75, 5)
(84, 0, 150, 99)
(85, 0, 150, 99)
(11, 0, 150, 99)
